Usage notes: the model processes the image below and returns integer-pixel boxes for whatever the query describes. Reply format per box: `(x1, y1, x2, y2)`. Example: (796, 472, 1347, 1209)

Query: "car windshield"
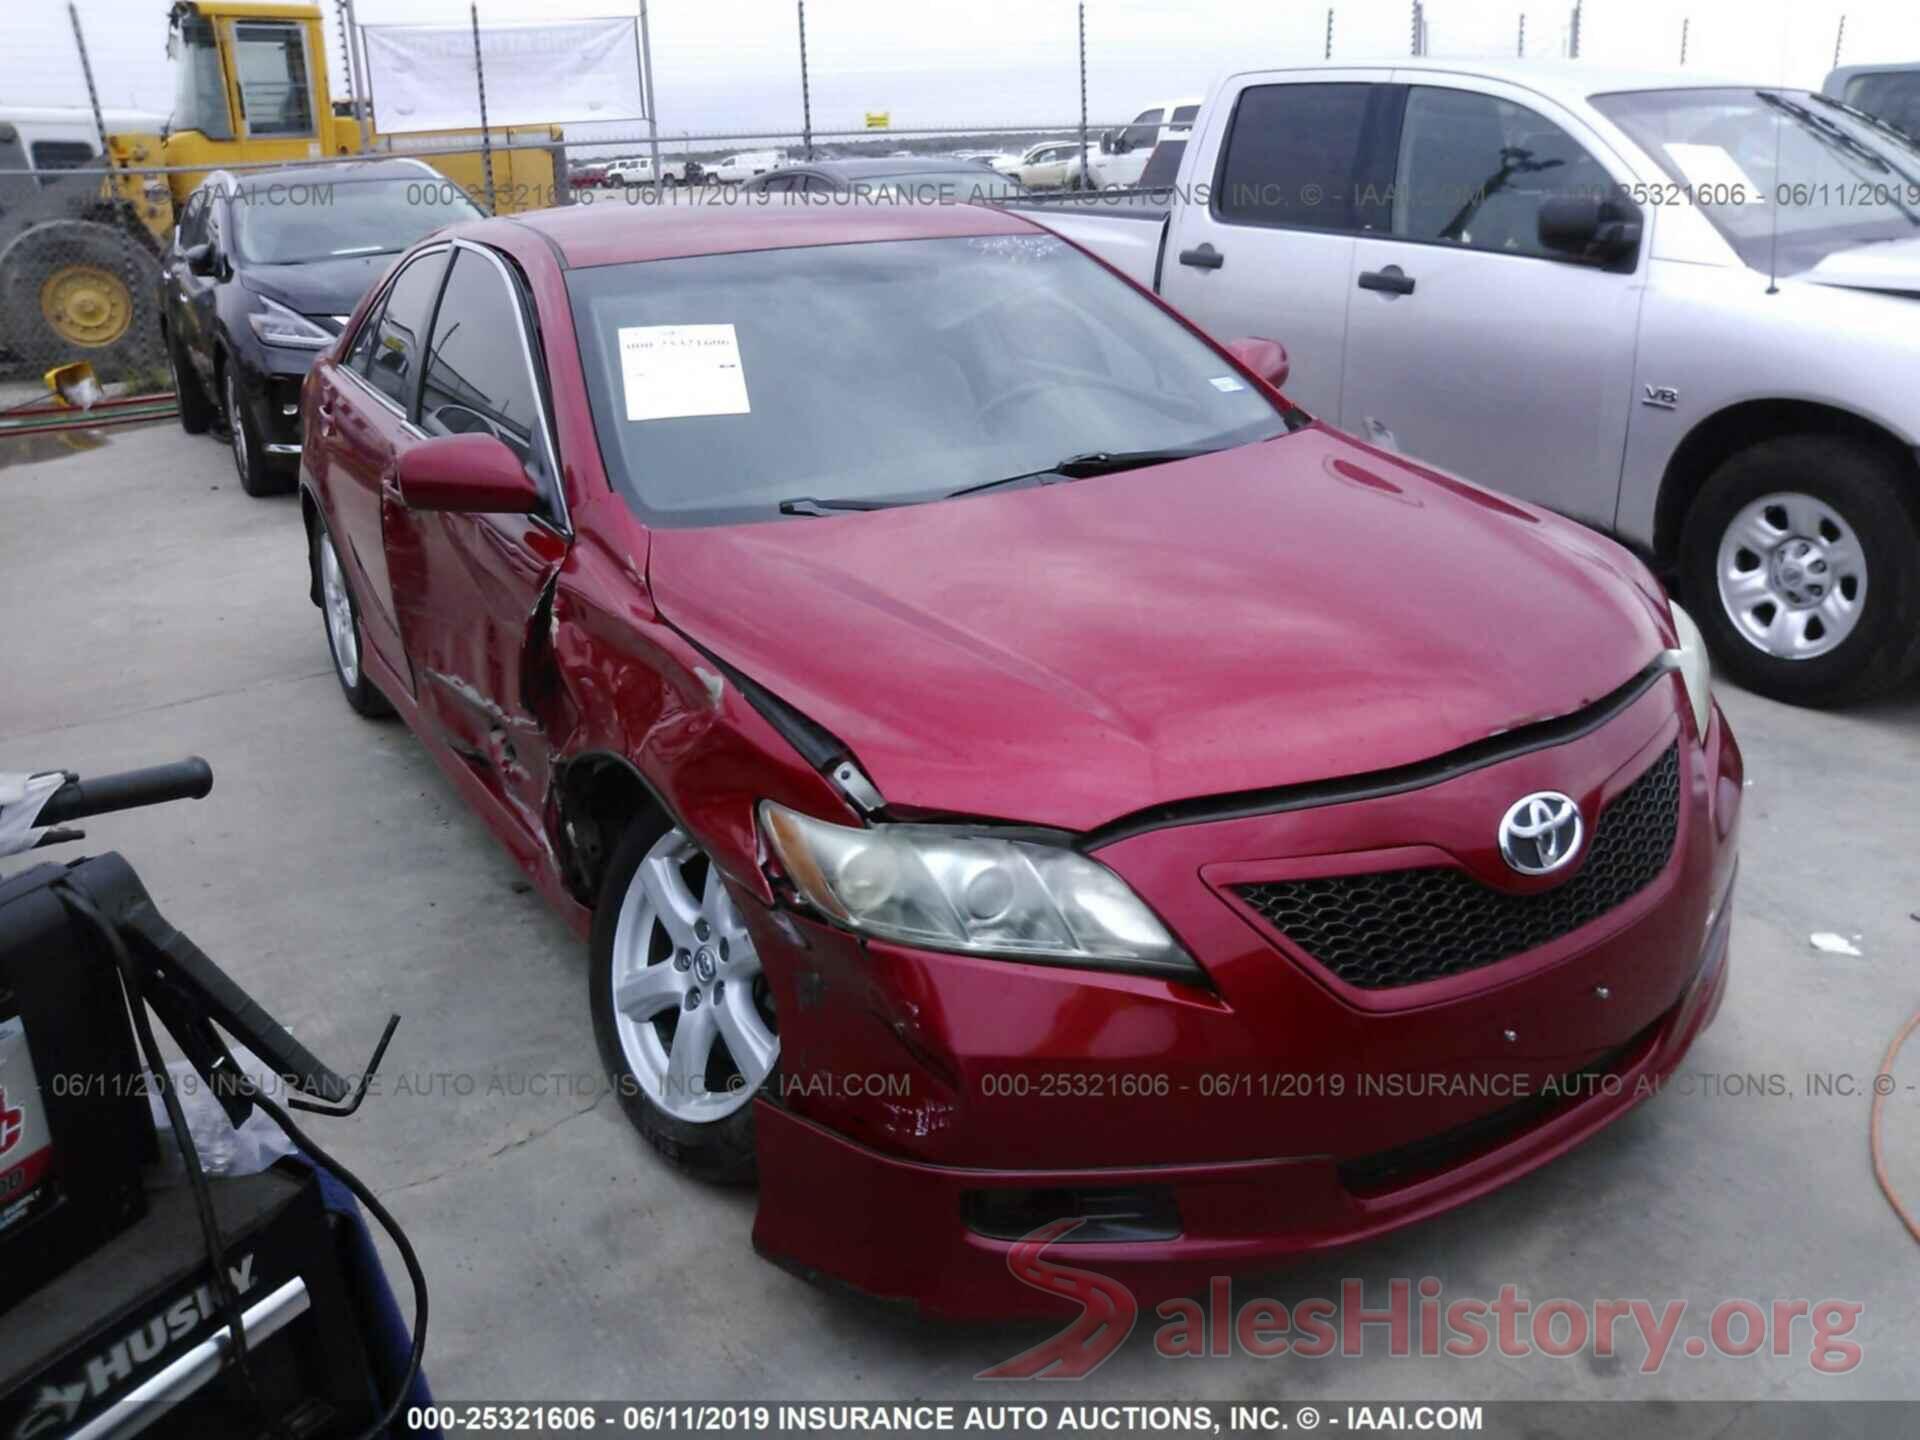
(229, 176, 483, 264)
(568, 232, 1291, 526)
(1592, 86, 1920, 274)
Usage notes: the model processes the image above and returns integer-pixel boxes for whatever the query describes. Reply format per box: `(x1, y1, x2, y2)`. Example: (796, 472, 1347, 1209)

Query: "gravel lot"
(3, 418, 1918, 1407)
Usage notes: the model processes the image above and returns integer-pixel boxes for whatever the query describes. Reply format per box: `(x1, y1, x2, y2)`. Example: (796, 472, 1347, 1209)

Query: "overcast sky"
(10, 0, 1920, 142)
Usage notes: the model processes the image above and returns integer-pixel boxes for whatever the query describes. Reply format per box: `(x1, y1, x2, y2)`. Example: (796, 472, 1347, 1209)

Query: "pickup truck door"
(1157, 72, 1398, 422)
(1337, 76, 1644, 524)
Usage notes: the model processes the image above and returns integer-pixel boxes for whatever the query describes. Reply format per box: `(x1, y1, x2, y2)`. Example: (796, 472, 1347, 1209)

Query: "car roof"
(199, 157, 439, 190)
(488, 198, 1041, 269)
(1236, 58, 1755, 105)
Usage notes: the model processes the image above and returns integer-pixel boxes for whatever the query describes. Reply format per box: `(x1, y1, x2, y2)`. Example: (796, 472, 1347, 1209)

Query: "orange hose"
(1871, 1007, 1920, 1246)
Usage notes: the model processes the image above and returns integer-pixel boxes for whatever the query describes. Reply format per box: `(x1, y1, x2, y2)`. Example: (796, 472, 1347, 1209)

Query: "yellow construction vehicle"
(1, 1, 564, 373)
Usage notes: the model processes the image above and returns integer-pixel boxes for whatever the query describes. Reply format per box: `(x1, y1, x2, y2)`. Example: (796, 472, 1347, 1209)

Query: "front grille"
(1233, 743, 1681, 990)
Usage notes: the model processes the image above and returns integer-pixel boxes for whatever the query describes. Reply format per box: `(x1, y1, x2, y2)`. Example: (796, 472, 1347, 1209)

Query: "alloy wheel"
(1715, 490, 1867, 661)
(608, 827, 776, 1123)
(319, 531, 360, 688)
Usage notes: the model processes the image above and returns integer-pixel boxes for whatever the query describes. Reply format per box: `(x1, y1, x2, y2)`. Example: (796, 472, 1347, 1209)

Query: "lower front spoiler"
(752, 905, 1732, 1321)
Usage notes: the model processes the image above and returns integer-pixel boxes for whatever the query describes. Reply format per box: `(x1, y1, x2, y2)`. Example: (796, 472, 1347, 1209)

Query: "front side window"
(1215, 82, 1388, 231)
(1122, 108, 1165, 149)
(568, 233, 1289, 527)
(232, 21, 313, 138)
(363, 251, 447, 410)
(230, 176, 481, 264)
(175, 191, 210, 251)
(420, 250, 550, 491)
(1393, 87, 1617, 257)
(168, 13, 232, 140)
(1593, 87, 1920, 274)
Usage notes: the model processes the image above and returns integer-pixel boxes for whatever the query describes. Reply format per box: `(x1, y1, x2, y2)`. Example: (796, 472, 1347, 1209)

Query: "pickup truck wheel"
(1679, 435, 1920, 706)
(590, 816, 774, 1184)
(168, 332, 214, 435)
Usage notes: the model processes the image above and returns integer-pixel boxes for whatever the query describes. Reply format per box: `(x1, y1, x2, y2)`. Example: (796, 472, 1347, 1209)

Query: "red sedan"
(297, 200, 1740, 1319)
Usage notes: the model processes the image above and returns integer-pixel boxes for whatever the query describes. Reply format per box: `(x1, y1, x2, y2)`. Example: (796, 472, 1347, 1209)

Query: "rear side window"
(363, 250, 447, 410)
(420, 249, 550, 487)
(1392, 87, 1616, 257)
(1170, 104, 1199, 127)
(1215, 83, 1388, 232)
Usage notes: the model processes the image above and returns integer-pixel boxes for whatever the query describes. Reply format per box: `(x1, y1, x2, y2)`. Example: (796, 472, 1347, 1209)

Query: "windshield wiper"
(1756, 90, 1892, 175)
(777, 495, 916, 516)
(947, 444, 1222, 499)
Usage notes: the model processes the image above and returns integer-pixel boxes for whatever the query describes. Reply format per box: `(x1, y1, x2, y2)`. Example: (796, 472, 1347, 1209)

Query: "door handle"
(1357, 265, 1416, 296)
(1178, 243, 1224, 270)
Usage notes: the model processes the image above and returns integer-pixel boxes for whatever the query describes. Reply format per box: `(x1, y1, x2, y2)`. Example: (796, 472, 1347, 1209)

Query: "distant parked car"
(707, 151, 784, 184)
(1089, 98, 1201, 189)
(1824, 62, 1920, 137)
(158, 158, 481, 495)
(569, 164, 610, 190)
(1002, 140, 1088, 190)
(742, 158, 1026, 200)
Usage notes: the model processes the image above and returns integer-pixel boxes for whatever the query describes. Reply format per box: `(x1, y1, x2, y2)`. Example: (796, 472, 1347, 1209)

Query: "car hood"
(647, 428, 1672, 833)
(240, 254, 397, 319)
(1796, 235, 1920, 297)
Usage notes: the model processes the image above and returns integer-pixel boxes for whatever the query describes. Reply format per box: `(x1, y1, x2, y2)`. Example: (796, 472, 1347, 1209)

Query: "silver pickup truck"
(1021, 60, 1920, 706)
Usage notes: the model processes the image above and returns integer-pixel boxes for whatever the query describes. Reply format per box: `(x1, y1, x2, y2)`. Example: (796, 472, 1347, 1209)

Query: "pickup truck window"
(1394, 88, 1614, 257)
(1215, 83, 1389, 233)
(1123, 109, 1165, 149)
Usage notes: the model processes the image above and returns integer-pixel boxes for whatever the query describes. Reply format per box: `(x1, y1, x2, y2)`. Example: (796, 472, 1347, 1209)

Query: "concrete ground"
(3, 419, 1918, 1408)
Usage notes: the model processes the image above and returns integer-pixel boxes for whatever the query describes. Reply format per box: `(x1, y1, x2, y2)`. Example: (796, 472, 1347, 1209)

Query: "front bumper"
(748, 677, 1741, 1319)
(236, 346, 314, 458)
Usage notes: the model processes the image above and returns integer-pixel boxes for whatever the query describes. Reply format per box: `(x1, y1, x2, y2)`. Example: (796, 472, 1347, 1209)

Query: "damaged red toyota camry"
(299, 201, 1740, 1319)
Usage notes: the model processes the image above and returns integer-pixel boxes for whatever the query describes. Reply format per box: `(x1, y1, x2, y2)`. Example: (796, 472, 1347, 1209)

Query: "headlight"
(758, 801, 1199, 979)
(247, 296, 332, 350)
(1668, 602, 1713, 741)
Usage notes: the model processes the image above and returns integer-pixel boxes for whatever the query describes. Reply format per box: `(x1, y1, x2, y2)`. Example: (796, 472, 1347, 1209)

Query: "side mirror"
(1537, 193, 1642, 265)
(183, 241, 215, 276)
(395, 433, 540, 514)
(1099, 129, 1117, 155)
(1225, 336, 1289, 392)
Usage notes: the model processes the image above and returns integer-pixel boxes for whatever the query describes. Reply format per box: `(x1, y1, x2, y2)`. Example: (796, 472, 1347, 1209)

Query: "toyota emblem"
(1498, 792, 1583, 876)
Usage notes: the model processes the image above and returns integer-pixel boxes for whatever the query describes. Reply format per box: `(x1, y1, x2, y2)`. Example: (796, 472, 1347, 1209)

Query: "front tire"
(224, 362, 289, 497)
(590, 816, 777, 1183)
(1679, 435, 1920, 706)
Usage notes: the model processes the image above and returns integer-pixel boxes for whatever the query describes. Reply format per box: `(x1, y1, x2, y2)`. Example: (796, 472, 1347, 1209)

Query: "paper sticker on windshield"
(1661, 144, 1766, 204)
(1209, 376, 1246, 393)
(618, 324, 751, 421)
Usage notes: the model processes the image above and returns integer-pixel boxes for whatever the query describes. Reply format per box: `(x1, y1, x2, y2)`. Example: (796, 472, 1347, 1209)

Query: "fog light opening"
(962, 1185, 1180, 1243)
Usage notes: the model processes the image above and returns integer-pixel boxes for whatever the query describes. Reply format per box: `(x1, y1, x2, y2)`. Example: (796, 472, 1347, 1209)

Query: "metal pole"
(1518, 13, 1526, 57)
(470, 1, 496, 212)
(1411, 1, 1420, 56)
(337, 0, 367, 152)
(1077, 3, 1088, 193)
(640, 2, 662, 182)
(1833, 15, 1846, 71)
(1679, 16, 1688, 66)
(68, 3, 112, 164)
(1325, 8, 1334, 60)
(797, 2, 812, 160)
(1569, 1, 1581, 58)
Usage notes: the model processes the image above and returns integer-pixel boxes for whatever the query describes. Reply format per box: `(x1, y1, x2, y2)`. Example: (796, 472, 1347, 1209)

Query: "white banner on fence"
(361, 19, 646, 133)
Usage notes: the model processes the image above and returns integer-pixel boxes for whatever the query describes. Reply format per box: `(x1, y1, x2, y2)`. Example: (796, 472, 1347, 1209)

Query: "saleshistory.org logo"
(977, 1223, 1864, 1380)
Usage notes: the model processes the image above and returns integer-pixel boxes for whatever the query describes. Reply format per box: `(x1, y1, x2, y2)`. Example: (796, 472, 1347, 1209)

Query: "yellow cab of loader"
(1, 1, 561, 373)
